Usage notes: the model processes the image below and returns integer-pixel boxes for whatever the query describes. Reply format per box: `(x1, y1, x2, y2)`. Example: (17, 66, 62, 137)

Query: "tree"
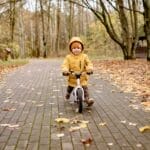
(9, 0, 17, 58)
(68, 1, 74, 39)
(34, 0, 40, 57)
(142, 0, 150, 61)
(55, 0, 61, 56)
(65, 0, 142, 60)
(39, 0, 47, 58)
(18, 0, 25, 58)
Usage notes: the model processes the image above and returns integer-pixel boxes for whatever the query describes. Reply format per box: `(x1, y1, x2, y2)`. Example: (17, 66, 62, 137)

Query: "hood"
(69, 37, 84, 51)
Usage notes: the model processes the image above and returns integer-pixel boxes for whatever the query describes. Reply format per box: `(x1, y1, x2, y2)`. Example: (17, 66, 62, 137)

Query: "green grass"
(87, 49, 123, 60)
(0, 59, 29, 67)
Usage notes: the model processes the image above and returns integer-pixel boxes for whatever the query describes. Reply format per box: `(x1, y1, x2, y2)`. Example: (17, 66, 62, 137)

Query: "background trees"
(142, 0, 150, 60)
(0, 0, 149, 60)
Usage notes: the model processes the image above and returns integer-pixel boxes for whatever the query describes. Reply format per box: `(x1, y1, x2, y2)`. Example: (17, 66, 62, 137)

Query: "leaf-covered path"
(0, 59, 149, 150)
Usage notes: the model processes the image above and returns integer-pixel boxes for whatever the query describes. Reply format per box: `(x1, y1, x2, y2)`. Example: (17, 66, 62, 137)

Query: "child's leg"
(82, 86, 94, 106)
(65, 86, 74, 99)
(82, 86, 89, 100)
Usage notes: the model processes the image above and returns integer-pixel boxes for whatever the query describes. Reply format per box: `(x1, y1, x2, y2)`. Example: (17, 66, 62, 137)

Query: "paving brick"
(62, 142, 73, 150)
(4, 146, 15, 150)
(16, 140, 28, 149)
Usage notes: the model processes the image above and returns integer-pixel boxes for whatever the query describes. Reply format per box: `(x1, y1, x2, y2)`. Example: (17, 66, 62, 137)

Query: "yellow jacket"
(62, 53, 93, 87)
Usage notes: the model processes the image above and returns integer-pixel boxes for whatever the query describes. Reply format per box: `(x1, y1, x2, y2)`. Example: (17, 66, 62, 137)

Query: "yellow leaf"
(139, 125, 150, 133)
(80, 120, 89, 124)
(69, 126, 81, 132)
(99, 122, 106, 126)
(79, 123, 87, 128)
(56, 133, 64, 138)
(141, 102, 150, 107)
(55, 118, 70, 123)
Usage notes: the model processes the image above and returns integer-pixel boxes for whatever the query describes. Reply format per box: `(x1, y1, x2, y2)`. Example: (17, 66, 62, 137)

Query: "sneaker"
(65, 94, 70, 100)
(84, 98, 94, 106)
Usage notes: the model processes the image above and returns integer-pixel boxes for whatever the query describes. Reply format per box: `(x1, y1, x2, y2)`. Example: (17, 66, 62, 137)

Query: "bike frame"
(73, 77, 84, 102)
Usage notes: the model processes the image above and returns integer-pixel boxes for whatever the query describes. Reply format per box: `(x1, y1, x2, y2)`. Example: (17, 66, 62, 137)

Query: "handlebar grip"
(87, 71, 93, 75)
(62, 72, 69, 76)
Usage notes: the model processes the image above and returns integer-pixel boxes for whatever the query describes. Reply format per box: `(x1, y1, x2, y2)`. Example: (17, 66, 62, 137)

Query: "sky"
(24, 0, 36, 11)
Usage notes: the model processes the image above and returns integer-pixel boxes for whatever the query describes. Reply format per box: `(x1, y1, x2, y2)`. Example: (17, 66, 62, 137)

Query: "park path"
(0, 59, 149, 150)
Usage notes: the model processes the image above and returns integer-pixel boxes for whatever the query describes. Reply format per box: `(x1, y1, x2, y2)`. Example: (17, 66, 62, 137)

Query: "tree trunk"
(143, 0, 150, 61)
(39, 0, 47, 58)
(68, 1, 74, 39)
(35, 0, 40, 57)
(55, 0, 61, 56)
(19, 0, 25, 58)
(117, 0, 133, 59)
(9, 0, 16, 59)
(46, 0, 51, 56)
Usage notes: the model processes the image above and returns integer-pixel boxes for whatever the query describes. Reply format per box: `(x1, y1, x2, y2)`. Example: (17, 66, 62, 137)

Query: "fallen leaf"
(80, 120, 89, 124)
(2, 108, 10, 111)
(141, 102, 150, 107)
(2, 108, 16, 111)
(70, 119, 89, 125)
(70, 119, 80, 124)
(129, 104, 139, 110)
(55, 118, 70, 124)
(4, 100, 10, 103)
(36, 104, 44, 107)
(99, 122, 106, 126)
(107, 143, 113, 146)
(143, 107, 150, 112)
(136, 143, 142, 147)
(129, 122, 137, 126)
(121, 120, 126, 124)
(79, 123, 87, 128)
(81, 137, 93, 146)
(139, 125, 150, 133)
(60, 126, 65, 131)
(56, 133, 64, 138)
(69, 126, 81, 132)
(0, 124, 10, 127)
(0, 124, 19, 128)
(9, 124, 19, 128)
(129, 99, 137, 103)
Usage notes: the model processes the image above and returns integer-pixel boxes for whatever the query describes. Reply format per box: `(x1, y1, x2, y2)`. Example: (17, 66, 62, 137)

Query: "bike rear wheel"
(76, 88, 83, 113)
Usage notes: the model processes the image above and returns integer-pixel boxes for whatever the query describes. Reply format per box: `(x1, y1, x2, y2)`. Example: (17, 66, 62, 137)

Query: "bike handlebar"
(62, 71, 93, 76)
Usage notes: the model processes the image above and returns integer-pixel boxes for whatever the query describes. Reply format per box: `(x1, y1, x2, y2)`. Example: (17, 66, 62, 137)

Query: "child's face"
(71, 42, 82, 55)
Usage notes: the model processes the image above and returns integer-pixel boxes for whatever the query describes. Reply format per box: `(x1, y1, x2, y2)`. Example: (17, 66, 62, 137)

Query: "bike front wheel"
(76, 88, 83, 113)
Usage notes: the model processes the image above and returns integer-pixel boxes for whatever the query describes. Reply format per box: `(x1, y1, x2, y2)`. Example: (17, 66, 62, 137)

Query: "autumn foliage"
(94, 59, 150, 102)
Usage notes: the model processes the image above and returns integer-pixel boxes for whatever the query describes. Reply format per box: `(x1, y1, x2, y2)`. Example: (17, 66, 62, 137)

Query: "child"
(62, 37, 94, 106)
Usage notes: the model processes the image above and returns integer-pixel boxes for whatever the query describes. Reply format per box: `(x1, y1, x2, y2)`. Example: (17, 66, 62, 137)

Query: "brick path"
(0, 59, 149, 150)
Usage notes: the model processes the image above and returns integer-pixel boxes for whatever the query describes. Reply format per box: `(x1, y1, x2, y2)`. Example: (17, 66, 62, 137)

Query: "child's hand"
(62, 71, 70, 76)
(87, 69, 93, 75)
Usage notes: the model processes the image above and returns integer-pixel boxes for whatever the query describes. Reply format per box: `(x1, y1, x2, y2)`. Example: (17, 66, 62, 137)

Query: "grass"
(0, 59, 29, 67)
(87, 49, 123, 60)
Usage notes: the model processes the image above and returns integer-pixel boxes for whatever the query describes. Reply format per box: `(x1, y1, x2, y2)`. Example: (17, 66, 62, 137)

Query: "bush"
(8, 42, 20, 59)
(0, 44, 9, 61)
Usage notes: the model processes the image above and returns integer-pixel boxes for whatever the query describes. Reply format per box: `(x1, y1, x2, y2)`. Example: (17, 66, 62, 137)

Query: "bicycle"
(63, 71, 92, 113)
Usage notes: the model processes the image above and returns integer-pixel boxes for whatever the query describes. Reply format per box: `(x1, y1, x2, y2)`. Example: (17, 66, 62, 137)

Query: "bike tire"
(76, 88, 83, 113)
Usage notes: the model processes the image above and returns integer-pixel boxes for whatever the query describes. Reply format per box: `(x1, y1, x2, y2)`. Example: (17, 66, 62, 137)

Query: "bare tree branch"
(0, 0, 21, 6)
